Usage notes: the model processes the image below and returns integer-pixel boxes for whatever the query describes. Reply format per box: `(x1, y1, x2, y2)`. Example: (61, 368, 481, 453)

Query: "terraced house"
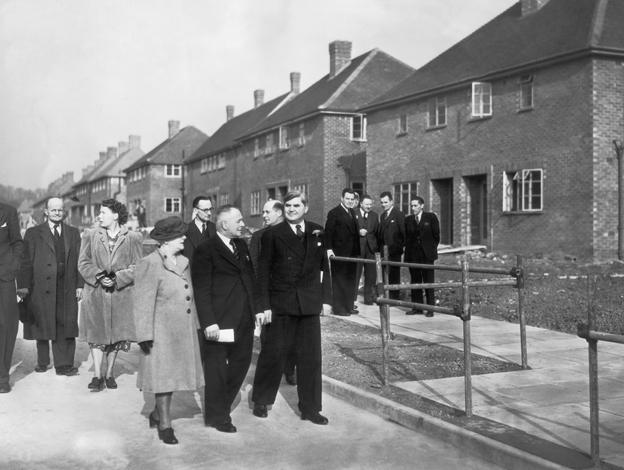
(364, 0, 624, 261)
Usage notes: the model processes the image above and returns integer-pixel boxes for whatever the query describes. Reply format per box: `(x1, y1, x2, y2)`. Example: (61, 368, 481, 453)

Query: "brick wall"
(368, 58, 602, 260)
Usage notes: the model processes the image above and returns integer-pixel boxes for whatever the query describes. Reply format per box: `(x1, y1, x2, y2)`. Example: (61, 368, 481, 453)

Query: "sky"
(0, 0, 517, 190)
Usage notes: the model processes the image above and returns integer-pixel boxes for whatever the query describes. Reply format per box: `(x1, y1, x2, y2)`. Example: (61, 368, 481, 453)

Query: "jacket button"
(45, 291, 50, 294)
(184, 284, 189, 289)
(186, 296, 191, 301)
(187, 308, 191, 314)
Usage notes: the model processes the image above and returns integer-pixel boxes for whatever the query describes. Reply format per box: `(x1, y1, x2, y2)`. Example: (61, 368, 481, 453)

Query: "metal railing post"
(461, 257, 473, 417)
(516, 255, 528, 369)
(587, 276, 600, 467)
(375, 252, 390, 386)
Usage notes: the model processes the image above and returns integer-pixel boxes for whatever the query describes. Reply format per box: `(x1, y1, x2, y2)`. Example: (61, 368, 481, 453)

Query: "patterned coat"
(78, 226, 143, 344)
(134, 250, 204, 393)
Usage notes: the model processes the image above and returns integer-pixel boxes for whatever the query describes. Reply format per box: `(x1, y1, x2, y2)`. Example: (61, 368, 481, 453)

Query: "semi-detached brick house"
(363, 0, 624, 261)
(124, 120, 208, 227)
(234, 41, 413, 228)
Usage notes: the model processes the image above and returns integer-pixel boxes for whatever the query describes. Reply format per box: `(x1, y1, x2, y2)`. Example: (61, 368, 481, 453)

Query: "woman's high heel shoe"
(158, 427, 178, 445)
(149, 411, 159, 428)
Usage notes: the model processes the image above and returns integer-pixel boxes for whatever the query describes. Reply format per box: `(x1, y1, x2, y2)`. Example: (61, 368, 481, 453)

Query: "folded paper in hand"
(217, 329, 234, 343)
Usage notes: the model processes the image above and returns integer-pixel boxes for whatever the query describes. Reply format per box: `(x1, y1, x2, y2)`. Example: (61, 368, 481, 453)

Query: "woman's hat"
(150, 216, 187, 242)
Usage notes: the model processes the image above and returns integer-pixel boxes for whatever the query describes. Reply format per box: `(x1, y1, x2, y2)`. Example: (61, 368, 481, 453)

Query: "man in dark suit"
(251, 191, 332, 424)
(377, 191, 405, 300)
(183, 195, 216, 262)
(192, 205, 263, 433)
(324, 188, 360, 316)
(404, 197, 440, 317)
(16, 197, 84, 375)
(356, 195, 379, 305)
(0, 202, 24, 393)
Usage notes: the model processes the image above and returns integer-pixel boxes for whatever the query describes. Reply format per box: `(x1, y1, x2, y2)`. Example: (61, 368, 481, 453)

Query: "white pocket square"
(0, 222, 7, 228)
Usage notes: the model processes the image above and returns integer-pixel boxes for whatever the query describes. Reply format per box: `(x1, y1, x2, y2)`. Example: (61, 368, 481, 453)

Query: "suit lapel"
(215, 236, 241, 269)
(62, 224, 71, 263)
(276, 222, 306, 260)
(40, 224, 55, 253)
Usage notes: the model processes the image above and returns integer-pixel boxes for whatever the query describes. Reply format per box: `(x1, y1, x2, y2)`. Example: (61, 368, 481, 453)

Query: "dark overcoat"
(18, 222, 83, 340)
(258, 221, 331, 316)
(404, 212, 440, 263)
(183, 219, 216, 263)
(78, 226, 143, 344)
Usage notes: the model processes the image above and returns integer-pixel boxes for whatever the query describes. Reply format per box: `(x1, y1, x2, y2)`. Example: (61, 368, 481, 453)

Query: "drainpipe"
(612, 140, 624, 260)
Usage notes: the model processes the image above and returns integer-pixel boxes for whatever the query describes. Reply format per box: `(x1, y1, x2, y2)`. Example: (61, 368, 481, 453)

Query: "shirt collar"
(48, 221, 61, 232)
(216, 231, 232, 250)
(194, 218, 205, 232)
(287, 221, 305, 234)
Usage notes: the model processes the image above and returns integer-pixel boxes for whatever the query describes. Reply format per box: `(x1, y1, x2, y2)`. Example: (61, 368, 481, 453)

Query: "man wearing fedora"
(192, 205, 264, 433)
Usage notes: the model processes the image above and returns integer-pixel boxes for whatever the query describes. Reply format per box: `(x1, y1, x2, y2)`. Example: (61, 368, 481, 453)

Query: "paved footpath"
(339, 300, 624, 469)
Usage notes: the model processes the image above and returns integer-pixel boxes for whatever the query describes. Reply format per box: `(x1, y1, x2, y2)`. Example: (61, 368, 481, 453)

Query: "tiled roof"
(367, 0, 624, 109)
(92, 147, 144, 180)
(243, 49, 413, 137)
(187, 94, 290, 163)
(124, 126, 207, 172)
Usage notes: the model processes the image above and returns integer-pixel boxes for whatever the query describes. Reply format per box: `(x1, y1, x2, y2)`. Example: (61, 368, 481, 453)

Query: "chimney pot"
(254, 89, 265, 108)
(226, 105, 235, 121)
(168, 120, 180, 139)
(118, 141, 129, 155)
(129, 135, 141, 149)
(290, 72, 301, 94)
(107, 146, 117, 160)
(329, 40, 352, 78)
(99, 151, 107, 161)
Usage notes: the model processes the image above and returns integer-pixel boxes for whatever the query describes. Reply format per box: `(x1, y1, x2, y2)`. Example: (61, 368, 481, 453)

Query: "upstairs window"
(297, 122, 306, 146)
(290, 183, 308, 198)
(428, 97, 447, 127)
(519, 75, 534, 110)
(265, 134, 275, 155)
(279, 126, 289, 150)
(351, 114, 367, 141)
(200, 158, 208, 174)
(397, 113, 408, 135)
(165, 164, 181, 177)
(503, 169, 543, 212)
(253, 138, 260, 158)
(471, 82, 492, 118)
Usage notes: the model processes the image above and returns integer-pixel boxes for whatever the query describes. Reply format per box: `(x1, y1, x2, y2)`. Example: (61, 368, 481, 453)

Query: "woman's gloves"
(95, 271, 117, 293)
(138, 340, 153, 354)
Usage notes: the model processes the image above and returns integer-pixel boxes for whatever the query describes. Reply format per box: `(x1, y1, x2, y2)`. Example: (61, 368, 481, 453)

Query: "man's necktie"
(201, 222, 206, 235)
(53, 224, 61, 239)
(230, 239, 239, 260)
(295, 224, 304, 241)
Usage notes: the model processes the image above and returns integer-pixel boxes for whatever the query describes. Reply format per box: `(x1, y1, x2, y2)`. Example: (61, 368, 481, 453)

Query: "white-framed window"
(253, 138, 260, 158)
(297, 122, 305, 146)
(290, 183, 308, 198)
(428, 97, 447, 127)
(164, 197, 181, 213)
(519, 75, 533, 110)
(397, 113, 408, 135)
(218, 153, 226, 169)
(201, 158, 208, 174)
(219, 193, 229, 205)
(265, 134, 275, 155)
(250, 191, 261, 215)
(351, 114, 367, 141)
(279, 126, 289, 150)
(393, 181, 419, 215)
(165, 164, 181, 177)
(503, 169, 543, 212)
(471, 82, 492, 118)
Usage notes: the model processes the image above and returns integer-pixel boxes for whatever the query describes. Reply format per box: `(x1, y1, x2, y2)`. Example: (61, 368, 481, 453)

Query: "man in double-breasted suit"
(377, 191, 405, 300)
(183, 195, 216, 263)
(251, 191, 331, 425)
(404, 196, 440, 317)
(17, 197, 83, 375)
(192, 205, 263, 433)
(0, 202, 24, 393)
(356, 195, 379, 305)
(324, 188, 360, 316)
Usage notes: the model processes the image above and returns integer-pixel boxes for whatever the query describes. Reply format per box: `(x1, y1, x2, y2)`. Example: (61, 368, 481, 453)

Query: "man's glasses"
(196, 207, 212, 213)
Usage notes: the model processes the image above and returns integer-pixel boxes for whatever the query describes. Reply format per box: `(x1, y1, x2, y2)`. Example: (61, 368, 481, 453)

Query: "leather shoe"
(35, 365, 48, 373)
(301, 411, 328, 425)
(253, 404, 268, 418)
(425, 311, 434, 317)
(284, 372, 297, 386)
(105, 377, 117, 389)
(333, 311, 350, 317)
(56, 366, 79, 376)
(0, 383, 11, 393)
(158, 427, 178, 445)
(88, 377, 104, 392)
(209, 422, 237, 433)
(349, 309, 359, 315)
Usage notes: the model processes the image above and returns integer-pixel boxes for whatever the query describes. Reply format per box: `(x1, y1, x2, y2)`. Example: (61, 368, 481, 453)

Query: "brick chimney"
(168, 120, 180, 139)
(118, 141, 129, 155)
(129, 135, 141, 149)
(82, 164, 94, 177)
(107, 146, 117, 160)
(226, 105, 235, 121)
(329, 40, 352, 78)
(254, 89, 264, 108)
(521, 0, 550, 16)
(290, 72, 301, 94)
(99, 151, 107, 161)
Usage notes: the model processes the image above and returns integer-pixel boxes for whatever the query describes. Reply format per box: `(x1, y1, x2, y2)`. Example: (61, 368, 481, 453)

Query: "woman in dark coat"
(134, 216, 203, 445)
(78, 199, 143, 391)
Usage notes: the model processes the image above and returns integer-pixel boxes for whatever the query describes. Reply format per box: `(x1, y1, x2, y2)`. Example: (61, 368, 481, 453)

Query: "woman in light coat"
(78, 199, 143, 391)
(134, 216, 204, 445)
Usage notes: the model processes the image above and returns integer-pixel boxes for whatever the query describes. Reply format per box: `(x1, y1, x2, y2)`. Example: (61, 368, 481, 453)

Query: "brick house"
(226, 41, 412, 228)
(31, 171, 75, 223)
(363, 0, 624, 261)
(69, 136, 143, 227)
(185, 91, 292, 221)
(125, 121, 207, 226)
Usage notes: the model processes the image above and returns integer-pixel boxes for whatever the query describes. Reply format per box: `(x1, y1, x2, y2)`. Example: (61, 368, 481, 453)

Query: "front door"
(465, 175, 488, 245)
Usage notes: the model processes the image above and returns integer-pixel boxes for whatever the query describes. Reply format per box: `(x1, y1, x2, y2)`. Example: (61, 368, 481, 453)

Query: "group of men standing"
(325, 188, 441, 317)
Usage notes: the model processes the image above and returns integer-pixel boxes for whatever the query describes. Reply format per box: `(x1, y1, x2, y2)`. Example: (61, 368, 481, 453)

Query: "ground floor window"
(393, 181, 418, 214)
(250, 191, 261, 215)
(503, 169, 542, 212)
(164, 197, 181, 213)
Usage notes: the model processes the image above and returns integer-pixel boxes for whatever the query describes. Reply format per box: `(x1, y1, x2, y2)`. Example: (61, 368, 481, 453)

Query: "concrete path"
(0, 327, 503, 470)
(341, 300, 624, 468)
